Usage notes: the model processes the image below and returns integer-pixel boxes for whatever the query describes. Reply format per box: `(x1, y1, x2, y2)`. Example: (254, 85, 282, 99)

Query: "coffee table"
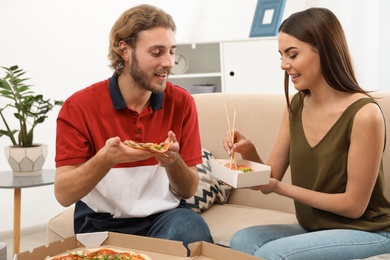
(0, 169, 55, 255)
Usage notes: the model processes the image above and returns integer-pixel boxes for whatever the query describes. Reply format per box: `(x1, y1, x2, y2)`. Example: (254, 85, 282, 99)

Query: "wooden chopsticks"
(225, 103, 238, 169)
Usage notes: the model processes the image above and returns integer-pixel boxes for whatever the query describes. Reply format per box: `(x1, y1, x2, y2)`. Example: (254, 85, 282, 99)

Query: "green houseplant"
(0, 65, 63, 175)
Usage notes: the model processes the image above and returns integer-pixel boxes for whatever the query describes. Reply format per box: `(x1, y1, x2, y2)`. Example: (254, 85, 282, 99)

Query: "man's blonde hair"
(108, 4, 176, 75)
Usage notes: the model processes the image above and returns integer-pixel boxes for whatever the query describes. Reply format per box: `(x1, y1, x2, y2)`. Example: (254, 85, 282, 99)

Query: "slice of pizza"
(123, 140, 172, 153)
(47, 247, 151, 260)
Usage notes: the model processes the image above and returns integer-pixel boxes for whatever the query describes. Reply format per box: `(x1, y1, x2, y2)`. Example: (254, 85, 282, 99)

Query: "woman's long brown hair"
(278, 8, 370, 112)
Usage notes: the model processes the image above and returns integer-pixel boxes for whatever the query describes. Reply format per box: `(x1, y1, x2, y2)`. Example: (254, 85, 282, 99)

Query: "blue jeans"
(230, 224, 390, 260)
(75, 200, 213, 256)
(145, 207, 213, 254)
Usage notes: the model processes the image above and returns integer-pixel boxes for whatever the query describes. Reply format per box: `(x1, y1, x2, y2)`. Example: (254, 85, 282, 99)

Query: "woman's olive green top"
(289, 93, 390, 232)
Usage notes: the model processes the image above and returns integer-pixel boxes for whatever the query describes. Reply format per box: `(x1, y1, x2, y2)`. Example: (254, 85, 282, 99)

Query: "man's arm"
(55, 136, 162, 207)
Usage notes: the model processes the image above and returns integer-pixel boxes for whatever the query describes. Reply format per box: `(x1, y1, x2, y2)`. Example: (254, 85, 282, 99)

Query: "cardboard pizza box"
(210, 159, 271, 188)
(15, 231, 259, 260)
(188, 242, 259, 259)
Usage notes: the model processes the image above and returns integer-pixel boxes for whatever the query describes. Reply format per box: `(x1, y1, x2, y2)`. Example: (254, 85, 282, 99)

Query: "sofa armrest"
(46, 207, 75, 244)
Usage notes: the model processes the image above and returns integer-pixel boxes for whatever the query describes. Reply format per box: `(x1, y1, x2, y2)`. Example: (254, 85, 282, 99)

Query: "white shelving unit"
(169, 37, 285, 93)
(169, 42, 222, 93)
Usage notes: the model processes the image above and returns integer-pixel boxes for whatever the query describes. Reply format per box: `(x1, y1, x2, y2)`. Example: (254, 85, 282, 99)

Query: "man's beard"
(129, 52, 166, 93)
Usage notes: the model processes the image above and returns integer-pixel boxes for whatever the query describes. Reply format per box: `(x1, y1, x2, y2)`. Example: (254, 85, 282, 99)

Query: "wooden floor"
(1, 225, 47, 260)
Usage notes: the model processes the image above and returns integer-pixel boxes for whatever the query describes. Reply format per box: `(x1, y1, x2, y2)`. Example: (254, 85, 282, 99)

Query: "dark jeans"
(74, 200, 213, 255)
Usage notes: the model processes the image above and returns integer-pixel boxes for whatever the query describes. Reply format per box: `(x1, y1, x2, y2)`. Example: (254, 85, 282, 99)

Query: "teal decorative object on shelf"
(250, 0, 286, 37)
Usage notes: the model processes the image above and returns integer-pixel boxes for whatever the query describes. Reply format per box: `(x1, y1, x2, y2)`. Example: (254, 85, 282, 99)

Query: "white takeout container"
(210, 159, 271, 188)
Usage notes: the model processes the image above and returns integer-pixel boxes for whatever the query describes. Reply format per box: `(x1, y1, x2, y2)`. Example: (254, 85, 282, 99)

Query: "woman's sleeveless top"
(289, 93, 390, 231)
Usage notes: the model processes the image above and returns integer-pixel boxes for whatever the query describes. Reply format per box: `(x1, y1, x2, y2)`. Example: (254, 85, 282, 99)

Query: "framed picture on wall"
(249, 0, 286, 37)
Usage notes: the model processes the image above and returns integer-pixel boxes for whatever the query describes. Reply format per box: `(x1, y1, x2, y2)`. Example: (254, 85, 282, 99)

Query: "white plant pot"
(4, 144, 48, 176)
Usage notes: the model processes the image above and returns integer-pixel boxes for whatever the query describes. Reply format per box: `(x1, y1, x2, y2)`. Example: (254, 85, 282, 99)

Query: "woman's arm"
(223, 107, 291, 181)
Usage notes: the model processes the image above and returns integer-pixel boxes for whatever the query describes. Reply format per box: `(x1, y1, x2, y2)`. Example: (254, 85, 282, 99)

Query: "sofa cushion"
(186, 148, 232, 213)
(201, 204, 297, 246)
(47, 203, 298, 247)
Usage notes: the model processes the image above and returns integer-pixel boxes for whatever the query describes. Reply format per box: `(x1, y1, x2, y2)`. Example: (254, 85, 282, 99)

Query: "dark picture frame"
(249, 0, 287, 37)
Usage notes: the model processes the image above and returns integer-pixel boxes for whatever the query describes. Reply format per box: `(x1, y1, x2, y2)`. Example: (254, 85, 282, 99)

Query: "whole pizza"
(47, 247, 151, 260)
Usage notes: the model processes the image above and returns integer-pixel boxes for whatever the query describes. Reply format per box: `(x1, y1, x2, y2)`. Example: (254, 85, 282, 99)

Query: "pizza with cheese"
(47, 247, 151, 260)
(123, 140, 172, 153)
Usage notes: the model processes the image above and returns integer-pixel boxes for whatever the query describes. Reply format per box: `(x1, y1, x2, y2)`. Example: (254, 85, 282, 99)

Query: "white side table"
(0, 169, 55, 255)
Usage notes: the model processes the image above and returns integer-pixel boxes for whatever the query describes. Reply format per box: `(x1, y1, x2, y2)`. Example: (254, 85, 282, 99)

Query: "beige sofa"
(47, 92, 390, 249)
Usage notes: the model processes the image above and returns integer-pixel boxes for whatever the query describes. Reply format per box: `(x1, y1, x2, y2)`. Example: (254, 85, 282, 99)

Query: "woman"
(225, 8, 390, 259)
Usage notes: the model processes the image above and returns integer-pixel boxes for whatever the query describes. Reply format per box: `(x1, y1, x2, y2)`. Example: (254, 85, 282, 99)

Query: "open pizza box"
(210, 159, 271, 188)
(15, 231, 259, 260)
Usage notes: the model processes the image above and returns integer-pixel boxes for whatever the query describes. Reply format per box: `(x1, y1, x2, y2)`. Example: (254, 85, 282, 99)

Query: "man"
(54, 4, 213, 252)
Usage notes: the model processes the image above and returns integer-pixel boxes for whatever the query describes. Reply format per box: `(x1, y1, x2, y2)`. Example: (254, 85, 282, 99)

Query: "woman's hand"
(223, 129, 249, 155)
(250, 178, 280, 194)
(223, 129, 262, 163)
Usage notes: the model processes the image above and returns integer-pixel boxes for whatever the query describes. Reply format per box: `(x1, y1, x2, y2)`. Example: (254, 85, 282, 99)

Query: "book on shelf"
(189, 84, 216, 94)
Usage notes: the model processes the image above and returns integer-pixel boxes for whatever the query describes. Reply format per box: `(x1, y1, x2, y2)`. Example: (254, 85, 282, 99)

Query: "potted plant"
(0, 65, 63, 176)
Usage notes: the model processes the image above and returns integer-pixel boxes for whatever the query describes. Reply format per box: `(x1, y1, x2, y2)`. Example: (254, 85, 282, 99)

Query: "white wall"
(0, 0, 389, 233)
(307, 0, 390, 92)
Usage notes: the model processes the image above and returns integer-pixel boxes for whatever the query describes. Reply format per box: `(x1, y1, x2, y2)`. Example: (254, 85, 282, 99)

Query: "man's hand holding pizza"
(154, 131, 180, 167)
(55, 136, 166, 206)
(103, 137, 159, 164)
(157, 131, 199, 199)
(121, 131, 180, 165)
(125, 130, 199, 199)
(121, 131, 177, 164)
